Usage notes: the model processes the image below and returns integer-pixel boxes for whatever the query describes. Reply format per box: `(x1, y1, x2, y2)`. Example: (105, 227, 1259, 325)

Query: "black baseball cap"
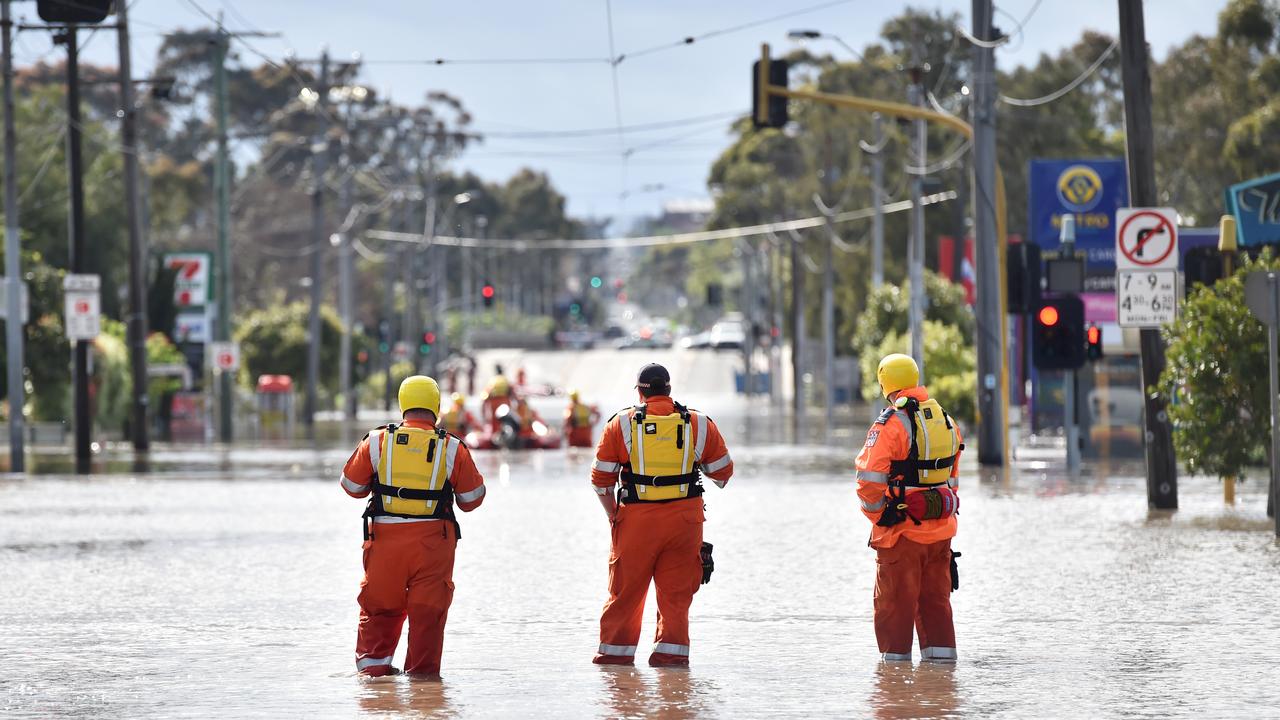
(635, 363, 671, 391)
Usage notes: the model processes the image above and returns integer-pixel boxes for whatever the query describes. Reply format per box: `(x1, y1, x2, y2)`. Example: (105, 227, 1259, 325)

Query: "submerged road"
(2, 385, 1278, 717)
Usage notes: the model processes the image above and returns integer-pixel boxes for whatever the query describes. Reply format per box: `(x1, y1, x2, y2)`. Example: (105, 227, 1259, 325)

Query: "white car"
(708, 320, 746, 350)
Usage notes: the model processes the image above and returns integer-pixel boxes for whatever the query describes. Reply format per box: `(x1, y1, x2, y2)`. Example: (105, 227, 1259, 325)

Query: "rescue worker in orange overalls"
(439, 393, 478, 437)
(564, 389, 600, 448)
(855, 354, 962, 663)
(341, 375, 487, 677)
(514, 397, 545, 445)
(482, 374, 515, 431)
(590, 363, 734, 667)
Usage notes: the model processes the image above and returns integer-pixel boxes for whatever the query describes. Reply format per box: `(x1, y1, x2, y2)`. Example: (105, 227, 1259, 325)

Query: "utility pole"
(907, 60, 927, 379)
(818, 134, 837, 440)
(862, 113, 886, 289)
(117, 0, 149, 452)
(741, 239, 755, 398)
(972, 0, 1006, 465)
(211, 22, 234, 443)
(339, 104, 355, 421)
(1118, 0, 1178, 509)
(2, 0, 23, 471)
(305, 49, 330, 428)
(790, 229, 805, 438)
(62, 25, 90, 473)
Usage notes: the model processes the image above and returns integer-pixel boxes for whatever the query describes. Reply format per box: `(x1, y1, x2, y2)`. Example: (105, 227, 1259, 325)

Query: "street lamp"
(786, 29, 865, 63)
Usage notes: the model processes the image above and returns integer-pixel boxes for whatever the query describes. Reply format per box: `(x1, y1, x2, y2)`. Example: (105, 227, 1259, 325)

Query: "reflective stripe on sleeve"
(856, 470, 889, 484)
(356, 655, 393, 670)
(653, 642, 689, 656)
(593, 459, 621, 473)
(922, 647, 957, 661)
(947, 477, 959, 489)
(598, 643, 636, 656)
(692, 413, 708, 461)
(456, 485, 485, 503)
(861, 497, 887, 512)
(594, 485, 612, 496)
(340, 475, 366, 494)
(701, 453, 731, 473)
(893, 411, 912, 437)
(712, 478, 727, 489)
(619, 412, 634, 457)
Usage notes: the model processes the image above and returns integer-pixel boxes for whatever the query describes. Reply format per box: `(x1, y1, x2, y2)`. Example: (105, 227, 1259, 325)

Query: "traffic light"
(589, 275, 603, 289)
(1032, 295, 1086, 370)
(377, 319, 391, 354)
(1007, 242, 1042, 314)
(752, 58, 789, 129)
(482, 282, 495, 308)
(37, 0, 113, 22)
(419, 331, 436, 355)
(1086, 323, 1103, 361)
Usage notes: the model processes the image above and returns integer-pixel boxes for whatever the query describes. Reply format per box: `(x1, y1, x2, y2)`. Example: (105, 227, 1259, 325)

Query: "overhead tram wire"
(999, 38, 1119, 107)
(603, 0, 627, 212)
(364, 190, 958, 250)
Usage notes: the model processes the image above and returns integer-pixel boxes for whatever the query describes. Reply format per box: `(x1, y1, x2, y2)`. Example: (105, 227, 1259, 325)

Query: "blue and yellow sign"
(1029, 159, 1129, 269)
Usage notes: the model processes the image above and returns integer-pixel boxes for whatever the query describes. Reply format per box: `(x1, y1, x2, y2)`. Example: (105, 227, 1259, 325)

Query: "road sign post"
(1244, 270, 1280, 536)
(63, 273, 101, 341)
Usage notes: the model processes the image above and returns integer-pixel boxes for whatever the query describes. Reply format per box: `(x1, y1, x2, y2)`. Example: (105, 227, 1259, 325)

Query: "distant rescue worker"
(482, 374, 514, 427)
(514, 397, 544, 443)
(440, 393, 478, 437)
(590, 363, 734, 667)
(341, 375, 487, 677)
(855, 354, 962, 663)
(564, 389, 601, 448)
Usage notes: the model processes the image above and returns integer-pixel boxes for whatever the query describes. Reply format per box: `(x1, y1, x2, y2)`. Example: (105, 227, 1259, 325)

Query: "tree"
(1160, 250, 1280, 479)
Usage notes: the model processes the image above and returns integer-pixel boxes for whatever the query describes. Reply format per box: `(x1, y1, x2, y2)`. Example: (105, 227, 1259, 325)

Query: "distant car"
(616, 326, 672, 350)
(709, 319, 746, 350)
(680, 331, 711, 349)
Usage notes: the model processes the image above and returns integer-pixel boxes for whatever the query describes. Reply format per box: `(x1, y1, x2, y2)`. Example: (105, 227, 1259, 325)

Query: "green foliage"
(93, 320, 132, 433)
(234, 302, 344, 393)
(146, 332, 186, 414)
(1160, 251, 1280, 477)
(851, 270, 974, 361)
(861, 320, 976, 424)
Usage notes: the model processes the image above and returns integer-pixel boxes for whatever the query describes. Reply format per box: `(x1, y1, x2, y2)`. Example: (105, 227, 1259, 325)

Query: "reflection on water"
(356, 677, 455, 719)
(598, 667, 719, 720)
(869, 662, 959, 720)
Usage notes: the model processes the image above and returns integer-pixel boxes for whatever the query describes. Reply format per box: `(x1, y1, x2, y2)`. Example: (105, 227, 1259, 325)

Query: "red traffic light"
(1038, 305, 1060, 327)
(1087, 325, 1101, 344)
(481, 285, 495, 299)
(423, 331, 436, 345)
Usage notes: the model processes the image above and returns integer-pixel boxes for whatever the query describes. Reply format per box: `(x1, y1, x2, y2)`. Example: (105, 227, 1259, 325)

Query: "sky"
(11, 0, 1230, 235)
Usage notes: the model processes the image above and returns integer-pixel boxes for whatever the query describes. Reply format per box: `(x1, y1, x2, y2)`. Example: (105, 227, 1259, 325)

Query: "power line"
(364, 190, 957, 250)
(363, 56, 610, 66)
(471, 110, 741, 139)
(999, 38, 1118, 107)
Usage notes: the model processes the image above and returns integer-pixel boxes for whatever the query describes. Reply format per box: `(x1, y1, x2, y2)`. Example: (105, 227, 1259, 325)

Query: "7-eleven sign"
(164, 252, 213, 308)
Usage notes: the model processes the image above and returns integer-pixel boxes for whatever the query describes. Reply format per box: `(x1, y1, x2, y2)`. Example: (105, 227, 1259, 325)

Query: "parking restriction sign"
(1115, 207, 1179, 271)
(209, 341, 240, 373)
(63, 274, 101, 341)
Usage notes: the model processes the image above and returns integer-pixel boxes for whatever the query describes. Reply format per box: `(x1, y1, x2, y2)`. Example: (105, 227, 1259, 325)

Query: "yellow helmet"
(451, 392, 465, 406)
(398, 375, 441, 417)
(568, 388, 580, 401)
(490, 375, 509, 396)
(877, 353, 920, 398)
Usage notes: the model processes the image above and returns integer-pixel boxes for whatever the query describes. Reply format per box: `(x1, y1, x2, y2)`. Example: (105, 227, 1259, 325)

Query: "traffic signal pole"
(757, 42, 1010, 461)
(212, 26, 233, 443)
(117, 0, 149, 452)
(1118, 0, 1178, 509)
(64, 25, 90, 474)
(305, 49, 330, 430)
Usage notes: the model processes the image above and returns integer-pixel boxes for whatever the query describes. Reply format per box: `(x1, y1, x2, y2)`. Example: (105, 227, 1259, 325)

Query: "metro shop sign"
(163, 251, 213, 308)
(1029, 159, 1130, 267)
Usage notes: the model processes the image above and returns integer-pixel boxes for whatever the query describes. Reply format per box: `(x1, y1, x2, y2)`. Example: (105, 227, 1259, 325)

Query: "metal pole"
(2, 0, 24, 471)
(65, 25, 90, 474)
(420, 165, 438, 375)
(742, 241, 754, 397)
(1269, 274, 1280, 536)
(212, 27, 233, 443)
(973, 0, 1006, 465)
(790, 229, 805, 438)
(818, 201, 836, 440)
(339, 114, 354, 420)
(869, 113, 885, 289)
(1118, 0, 1178, 509)
(907, 68, 926, 380)
(304, 49, 329, 428)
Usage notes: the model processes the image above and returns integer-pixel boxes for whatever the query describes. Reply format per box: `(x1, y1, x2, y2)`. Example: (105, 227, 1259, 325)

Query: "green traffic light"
(378, 342, 390, 353)
(570, 303, 581, 315)
(590, 276, 602, 289)
(419, 344, 431, 355)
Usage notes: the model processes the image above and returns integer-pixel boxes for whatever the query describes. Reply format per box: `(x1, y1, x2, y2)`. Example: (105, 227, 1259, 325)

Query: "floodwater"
(2, 403, 1279, 718)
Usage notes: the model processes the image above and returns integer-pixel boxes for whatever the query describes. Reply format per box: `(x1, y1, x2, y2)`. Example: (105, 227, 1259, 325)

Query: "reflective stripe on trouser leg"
(356, 655, 394, 671)
(653, 642, 689, 656)
(882, 652, 912, 661)
(598, 643, 637, 656)
(921, 647, 957, 661)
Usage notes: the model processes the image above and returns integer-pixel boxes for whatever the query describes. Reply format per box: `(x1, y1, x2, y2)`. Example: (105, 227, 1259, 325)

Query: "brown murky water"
(2, 410, 1278, 718)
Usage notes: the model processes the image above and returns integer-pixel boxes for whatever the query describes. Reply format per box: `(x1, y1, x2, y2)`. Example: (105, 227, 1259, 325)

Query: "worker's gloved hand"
(700, 542, 714, 584)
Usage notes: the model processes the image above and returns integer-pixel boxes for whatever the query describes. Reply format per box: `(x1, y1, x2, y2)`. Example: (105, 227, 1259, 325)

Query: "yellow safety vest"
(618, 403, 708, 503)
(367, 424, 458, 519)
(570, 402, 593, 428)
(884, 397, 962, 487)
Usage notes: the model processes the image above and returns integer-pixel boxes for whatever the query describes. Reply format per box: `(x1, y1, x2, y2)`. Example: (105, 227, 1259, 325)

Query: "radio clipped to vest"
(619, 402, 705, 504)
(875, 397, 963, 528)
(363, 423, 459, 540)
